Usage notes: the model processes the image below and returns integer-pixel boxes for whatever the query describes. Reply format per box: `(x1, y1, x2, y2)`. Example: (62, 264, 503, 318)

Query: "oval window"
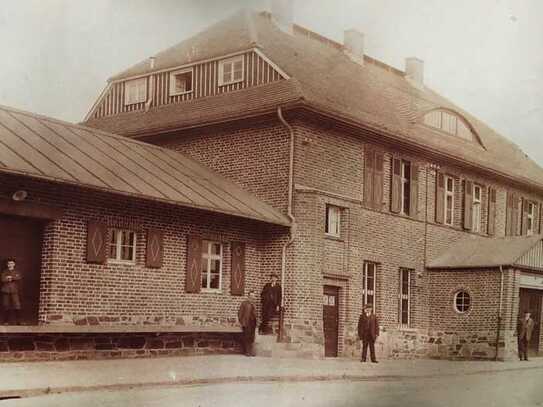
(454, 291, 471, 313)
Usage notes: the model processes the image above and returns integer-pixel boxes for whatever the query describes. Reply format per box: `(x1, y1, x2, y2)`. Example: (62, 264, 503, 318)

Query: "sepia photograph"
(0, 0, 542, 405)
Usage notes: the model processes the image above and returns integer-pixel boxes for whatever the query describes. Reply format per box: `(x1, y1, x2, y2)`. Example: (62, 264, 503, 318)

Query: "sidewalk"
(1, 355, 542, 398)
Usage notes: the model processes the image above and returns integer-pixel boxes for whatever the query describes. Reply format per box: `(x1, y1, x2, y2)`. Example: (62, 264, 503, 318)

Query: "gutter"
(277, 106, 297, 342)
(495, 265, 505, 361)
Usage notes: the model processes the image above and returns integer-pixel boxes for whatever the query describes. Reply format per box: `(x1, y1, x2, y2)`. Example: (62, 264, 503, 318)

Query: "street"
(3, 365, 543, 407)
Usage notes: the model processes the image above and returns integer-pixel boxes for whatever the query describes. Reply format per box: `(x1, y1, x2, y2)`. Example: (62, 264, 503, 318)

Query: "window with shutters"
(124, 78, 147, 105)
(444, 176, 455, 226)
(391, 157, 418, 217)
(472, 184, 482, 233)
(201, 240, 223, 291)
(108, 229, 137, 264)
(325, 205, 341, 238)
(169, 68, 193, 95)
(218, 55, 244, 86)
(399, 268, 412, 327)
(527, 201, 535, 236)
(362, 262, 377, 310)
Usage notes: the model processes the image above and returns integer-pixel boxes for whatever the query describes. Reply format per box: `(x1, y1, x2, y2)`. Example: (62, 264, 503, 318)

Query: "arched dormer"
(421, 108, 483, 147)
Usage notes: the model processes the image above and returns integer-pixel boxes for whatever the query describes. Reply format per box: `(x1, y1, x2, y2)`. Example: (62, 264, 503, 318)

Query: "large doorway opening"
(519, 288, 542, 356)
(323, 285, 339, 357)
(0, 215, 44, 325)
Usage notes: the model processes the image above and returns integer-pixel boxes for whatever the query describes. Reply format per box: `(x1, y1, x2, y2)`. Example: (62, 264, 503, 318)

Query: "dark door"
(519, 288, 542, 355)
(323, 285, 339, 357)
(0, 215, 44, 324)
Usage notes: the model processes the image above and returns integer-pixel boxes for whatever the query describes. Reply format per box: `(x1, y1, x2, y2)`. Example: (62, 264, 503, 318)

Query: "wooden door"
(323, 285, 339, 357)
(519, 288, 542, 354)
(0, 215, 44, 324)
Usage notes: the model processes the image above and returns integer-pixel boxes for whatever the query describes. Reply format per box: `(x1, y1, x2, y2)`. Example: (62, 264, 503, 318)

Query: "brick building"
(1, 2, 543, 361)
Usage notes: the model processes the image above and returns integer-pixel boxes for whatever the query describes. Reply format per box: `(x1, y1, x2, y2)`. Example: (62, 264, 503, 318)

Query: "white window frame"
(325, 205, 341, 238)
(362, 262, 377, 310)
(400, 160, 411, 215)
(218, 55, 244, 86)
(527, 201, 535, 236)
(444, 175, 455, 226)
(108, 228, 137, 264)
(124, 77, 147, 105)
(201, 240, 223, 291)
(472, 184, 482, 233)
(169, 68, 194, 96)
(516, 197, 523, 236)
(454, 290, 471, 314)
(399, 268, 412, 328)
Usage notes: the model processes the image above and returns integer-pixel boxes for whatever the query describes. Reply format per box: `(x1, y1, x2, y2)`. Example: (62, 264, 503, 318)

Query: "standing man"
(1, 258, 22, 325)
(358, 304, 379, 363)
(238, 289, 257, 357)
(517, 310, 535, 361)
(260, 273, 282, 334)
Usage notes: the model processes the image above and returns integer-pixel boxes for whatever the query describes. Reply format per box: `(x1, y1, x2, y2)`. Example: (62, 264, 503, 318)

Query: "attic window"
(169, 68, 193, 96)
(124, 78, 147, 105)
(218, 55, 244, 86)
(423, 110, 474, 141)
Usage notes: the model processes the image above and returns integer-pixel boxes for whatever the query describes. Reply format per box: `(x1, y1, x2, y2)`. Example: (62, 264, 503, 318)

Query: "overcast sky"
(0, 0, 541, 167)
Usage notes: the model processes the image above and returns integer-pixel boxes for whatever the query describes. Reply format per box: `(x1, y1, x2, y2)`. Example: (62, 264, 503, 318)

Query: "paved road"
(3, 367, 543, 407)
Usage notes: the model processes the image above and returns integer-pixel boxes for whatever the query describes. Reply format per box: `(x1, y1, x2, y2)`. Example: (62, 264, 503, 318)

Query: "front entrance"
(519, 288, 542, 355)
(323, 285, 339, 357)
(0, 215, 44, 324)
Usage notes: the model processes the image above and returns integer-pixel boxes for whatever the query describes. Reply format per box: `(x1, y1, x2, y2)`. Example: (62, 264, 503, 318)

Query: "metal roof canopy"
(0, 105, 291, 227)
(427, 234, 543, 271)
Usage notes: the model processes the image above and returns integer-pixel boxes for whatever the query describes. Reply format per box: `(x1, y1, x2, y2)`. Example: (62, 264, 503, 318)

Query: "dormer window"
(423, 110, 474, 142)
(218, 55, 244, 86)
(169, 68, 193, 96)
(124, 77, 147, 105)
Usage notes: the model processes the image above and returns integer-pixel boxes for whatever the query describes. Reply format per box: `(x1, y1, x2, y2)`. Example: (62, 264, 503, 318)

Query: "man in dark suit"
(1, 258, 22, 325)
(260, 274, 282, 334)
(238, 290, 257, 356)
(358, 304, 379, 363)
(517, 310, 535, 361)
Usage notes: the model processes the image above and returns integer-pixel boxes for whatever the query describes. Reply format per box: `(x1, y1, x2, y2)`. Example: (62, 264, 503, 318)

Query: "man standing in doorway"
(517, 310, 535, 361)
(260, 273, 282, 334)
(238, 290, 257, 357)
(1, 258, 22, 325)
(358, 304, 379, 363)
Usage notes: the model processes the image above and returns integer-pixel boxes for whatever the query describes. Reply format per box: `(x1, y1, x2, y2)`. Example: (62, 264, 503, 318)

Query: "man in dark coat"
(260, 273, 282, 334)
(358, 304, 379, 363)
(238, 290, 257, 356)
(517, 310, 535, 361)
(1, 258, 22, 325)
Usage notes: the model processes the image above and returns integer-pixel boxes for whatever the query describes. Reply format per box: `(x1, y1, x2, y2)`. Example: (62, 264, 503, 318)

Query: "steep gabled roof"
(0, 105, 291, 227)
(85, 10, 543, 191)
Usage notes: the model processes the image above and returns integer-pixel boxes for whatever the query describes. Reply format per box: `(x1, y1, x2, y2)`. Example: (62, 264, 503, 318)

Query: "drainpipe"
(495, 265, 504, 361)
(277, 106, 296, 342)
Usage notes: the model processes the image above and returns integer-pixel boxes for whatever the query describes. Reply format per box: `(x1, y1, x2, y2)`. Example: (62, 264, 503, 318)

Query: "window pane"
(210, 273, 220, 289)
(210, 259, 221, 273)
(211, 243, 221, 255)
(446, 178, 453, 192)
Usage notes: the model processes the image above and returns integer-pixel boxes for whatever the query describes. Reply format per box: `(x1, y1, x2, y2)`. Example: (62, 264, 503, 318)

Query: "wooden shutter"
(435, 173, 445, 224)
(186, 236, 202, 293)
(409, 163, 419, 218)
(521, 198, 529, 235)
(463, 180, 473, 230)
(487, 187, 496, 236)
(86, 221, 107, 264)
(231, 242, 245, 296)
(511, 194, 519, 236)
(373, 152, 384, 210)
(390, 157, 402, 213)
(146, 229, 163, 268)
(363, 148, 374, 208)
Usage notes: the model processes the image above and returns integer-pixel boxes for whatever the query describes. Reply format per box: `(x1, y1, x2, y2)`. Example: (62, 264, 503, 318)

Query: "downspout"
(277, 106, 296, 342)
(495, 265, 504, 361)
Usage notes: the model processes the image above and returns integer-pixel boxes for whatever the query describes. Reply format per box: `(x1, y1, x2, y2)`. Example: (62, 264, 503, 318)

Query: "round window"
(454, 290, 471, 313)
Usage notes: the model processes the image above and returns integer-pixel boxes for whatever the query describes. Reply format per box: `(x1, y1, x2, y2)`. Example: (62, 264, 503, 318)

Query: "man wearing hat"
(1, 258, 22, 325)
(358, 304, 379, 363)
(517, 310, 535, 361)
(260, 273, 282, 334)
(238, 290, 257, 356)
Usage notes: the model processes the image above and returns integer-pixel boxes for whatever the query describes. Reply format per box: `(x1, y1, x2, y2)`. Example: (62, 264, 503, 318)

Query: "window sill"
(218, 79, 243, 87)
(107, 259, 136, 266)
(324, 234, 343, 242)
(124, 101, 146, 106)
(200, 288, 223, 294)
(169, 90, 193, 97)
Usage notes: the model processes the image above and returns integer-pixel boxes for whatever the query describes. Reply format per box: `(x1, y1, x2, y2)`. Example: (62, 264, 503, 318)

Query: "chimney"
(343, 29, 365, 65)
(272, 0, 294, 34)
(405, 57, 424, 86)
(149, 57, 156, 69)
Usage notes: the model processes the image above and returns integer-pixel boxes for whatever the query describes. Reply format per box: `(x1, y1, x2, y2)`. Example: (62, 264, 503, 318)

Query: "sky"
(0, 0, 542, 167)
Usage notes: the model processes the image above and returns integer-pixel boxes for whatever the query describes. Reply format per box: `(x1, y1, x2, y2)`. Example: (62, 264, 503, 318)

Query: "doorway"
(0, 215, 44, 324)
(519, 288, 542, 355)
(323, 285, 339, 357)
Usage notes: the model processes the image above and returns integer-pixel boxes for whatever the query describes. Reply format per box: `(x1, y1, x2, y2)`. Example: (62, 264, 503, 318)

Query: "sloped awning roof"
(0, 105, 290, 227)
(428, 234, 543, 270)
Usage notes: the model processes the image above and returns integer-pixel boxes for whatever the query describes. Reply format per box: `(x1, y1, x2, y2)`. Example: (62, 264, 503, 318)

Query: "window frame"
(218, 55, 244, 86)
(169, 68, 194, 96)
(472, 184, 482, 233)
(399, 268, 412, 328)
(325, 205, 341, 238)
(124, 77, 147, 105)
(201, 240, 223, 292)
(444, 175, 455, 226)
(108, 228, 137, 265)
(527, 201, 535, 236)
(454, 290, 471, 314)
(400, 160, 411, 215)
(362, 261, 377, 310)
